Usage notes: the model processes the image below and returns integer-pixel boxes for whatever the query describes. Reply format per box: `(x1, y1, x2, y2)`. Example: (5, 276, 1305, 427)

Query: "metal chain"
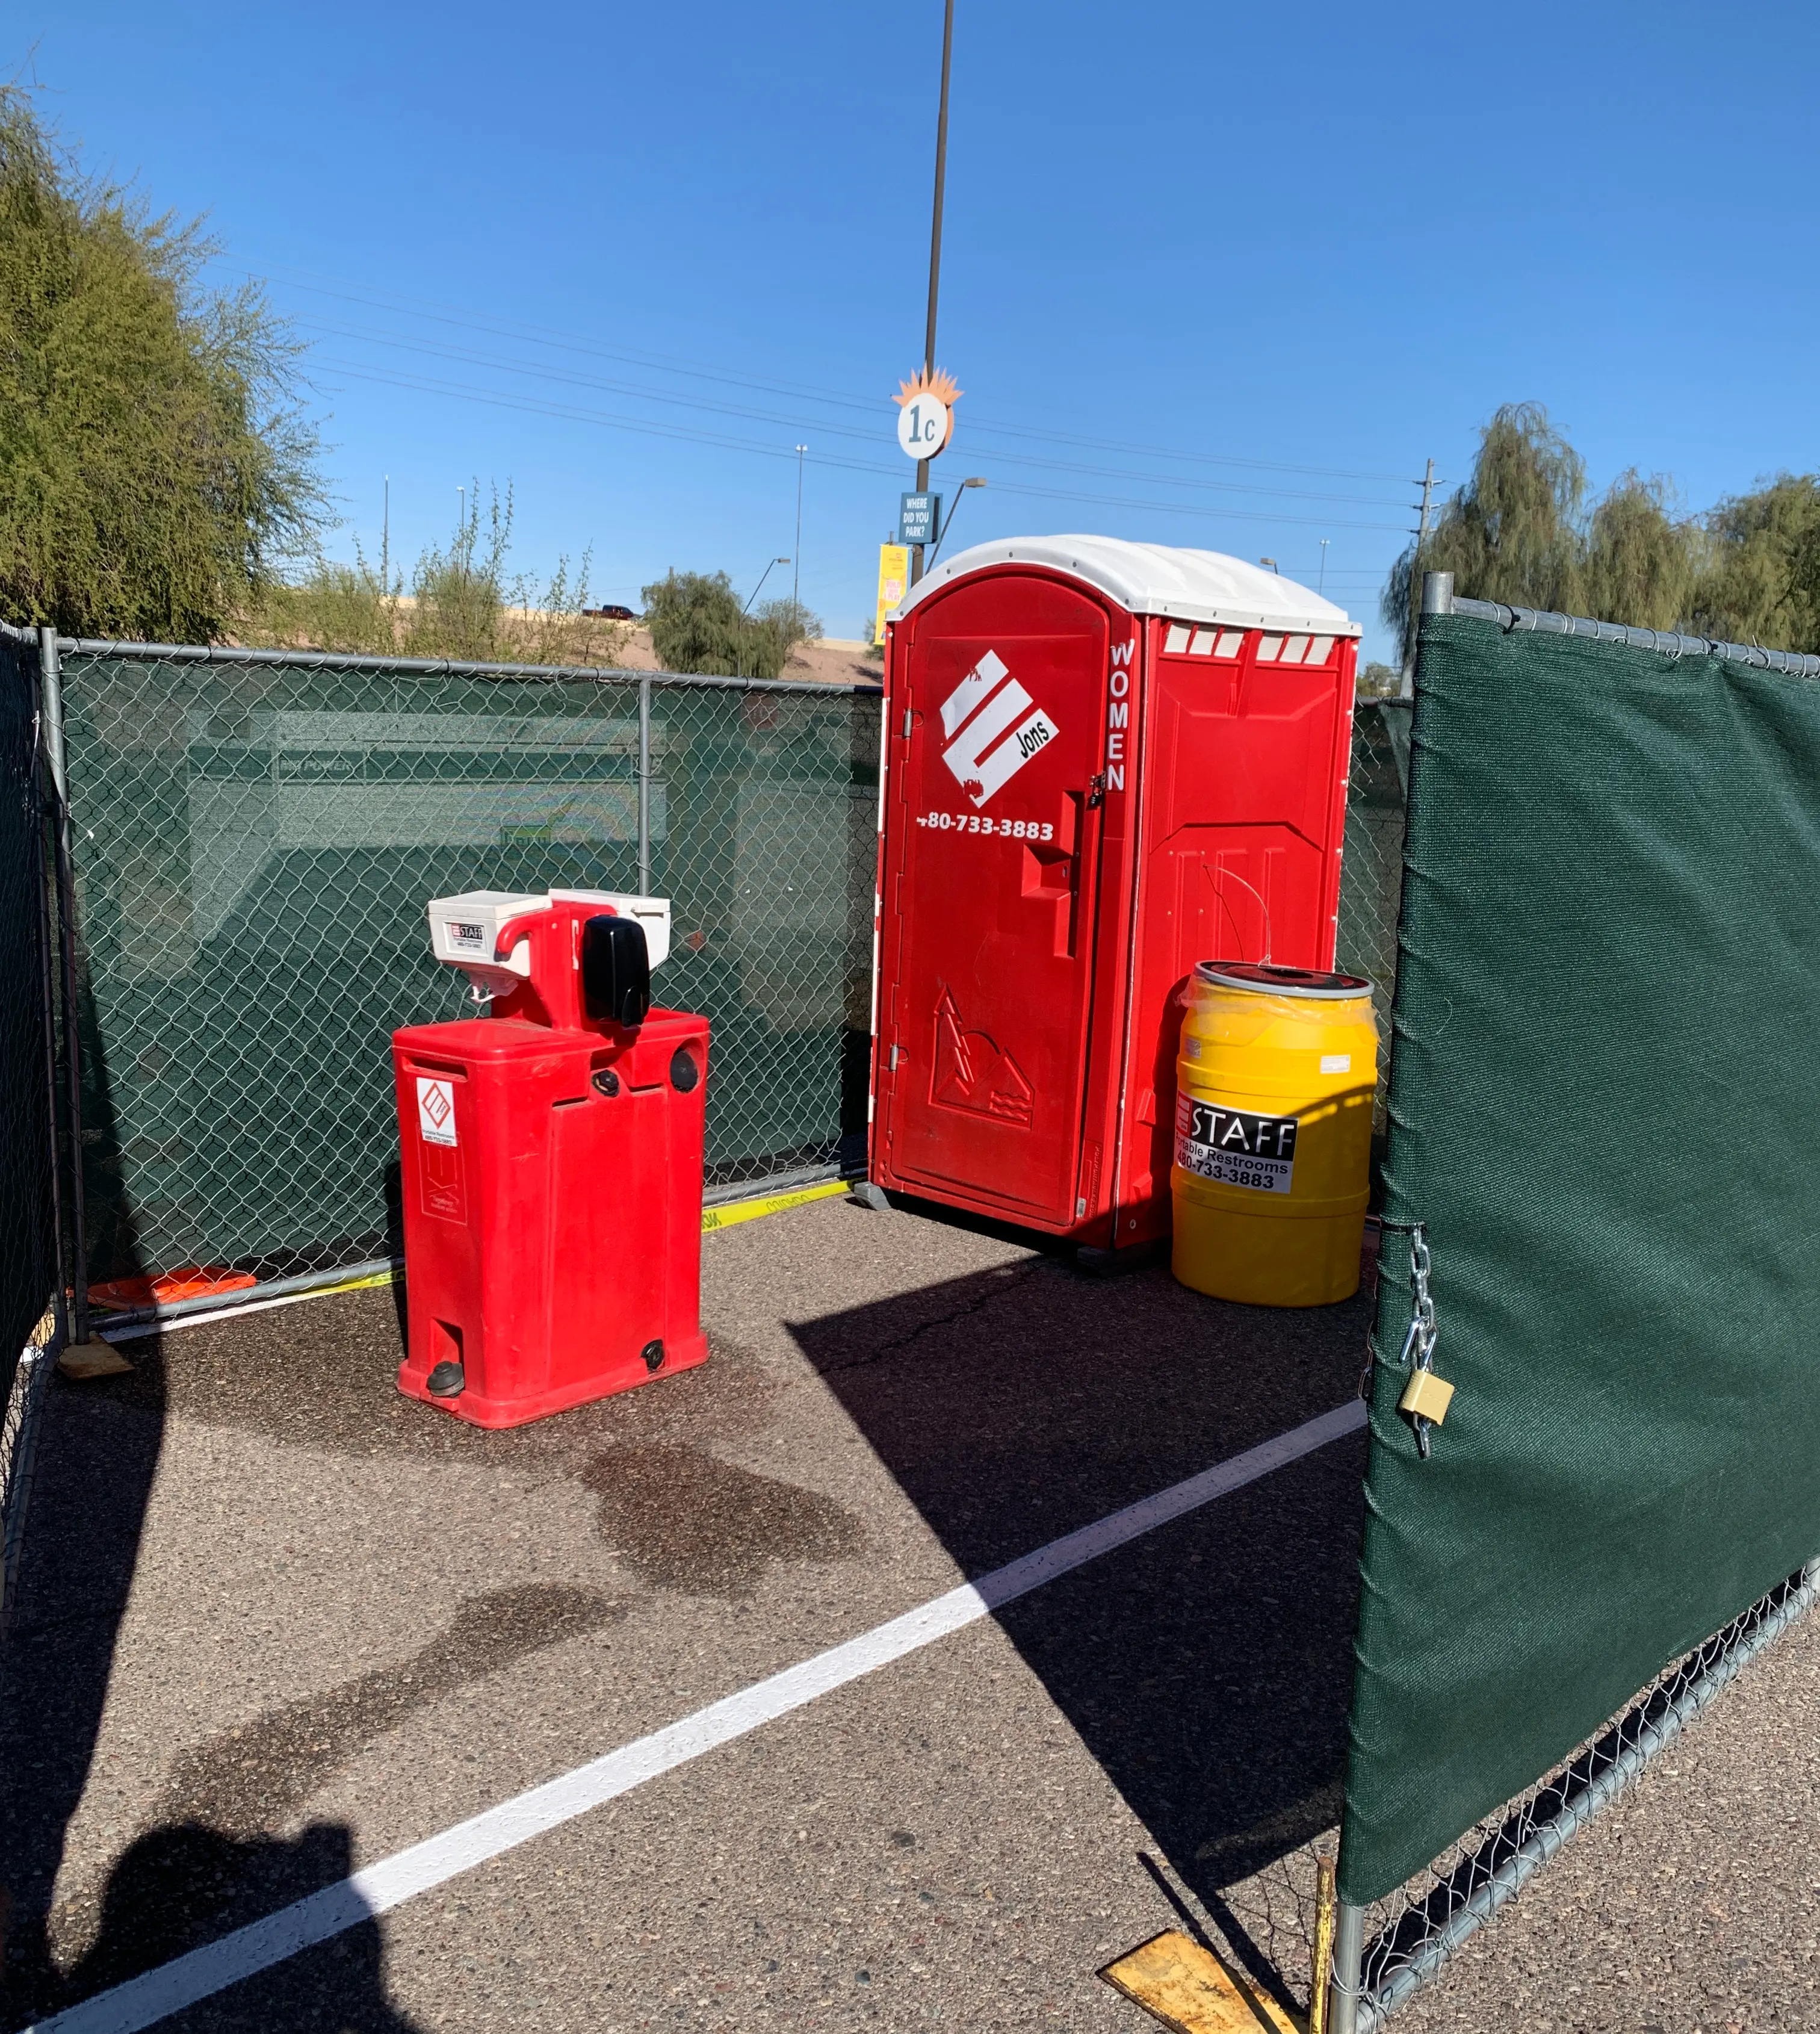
(1395, 1222, 1439, 1459)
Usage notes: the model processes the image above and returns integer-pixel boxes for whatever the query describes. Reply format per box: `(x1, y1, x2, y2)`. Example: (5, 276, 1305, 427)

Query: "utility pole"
(1319, 538, 1329, 596)
(382, 476, 390, 589)
(909, 0, 956, 591)
(793, 445, 807, 612)
(1404, 456, 1436, 694)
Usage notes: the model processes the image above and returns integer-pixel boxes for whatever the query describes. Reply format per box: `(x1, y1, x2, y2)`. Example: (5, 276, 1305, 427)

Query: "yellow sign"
(876, 544, 910, 646)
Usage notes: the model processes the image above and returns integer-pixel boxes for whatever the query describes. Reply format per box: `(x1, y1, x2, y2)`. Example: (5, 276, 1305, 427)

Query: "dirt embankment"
(612, 628, 881, 686)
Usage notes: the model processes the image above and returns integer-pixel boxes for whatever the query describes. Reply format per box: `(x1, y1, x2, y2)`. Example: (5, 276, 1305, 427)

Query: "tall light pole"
(382, 476, 390, 589)
(793, 446, 808, 613)
(1319, 538, 1329, 595)
(737, 556, 790, 680)
(909, 0, 956, 591)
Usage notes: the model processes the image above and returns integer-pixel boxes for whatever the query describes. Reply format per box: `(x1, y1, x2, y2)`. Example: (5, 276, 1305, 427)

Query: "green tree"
(1580, 471, 1695, 634)
(1687, 475, 1820, 654)
(1383, 405, 1709, 656)
(0, 89, 324, 640)
(1382, 404, 1586, 664)
(642, 570, 819, 680)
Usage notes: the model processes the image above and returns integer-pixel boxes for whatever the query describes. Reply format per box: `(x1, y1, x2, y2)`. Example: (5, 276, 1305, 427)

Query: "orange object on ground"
(88, 1267, 259, 1311)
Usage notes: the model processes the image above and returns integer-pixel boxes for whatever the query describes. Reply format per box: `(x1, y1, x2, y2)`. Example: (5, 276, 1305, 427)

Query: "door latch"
(1086, 772, 1108, 809)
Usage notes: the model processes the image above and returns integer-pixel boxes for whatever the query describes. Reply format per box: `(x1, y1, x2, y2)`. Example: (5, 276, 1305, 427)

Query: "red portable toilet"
(869, 536, 1360, 1260)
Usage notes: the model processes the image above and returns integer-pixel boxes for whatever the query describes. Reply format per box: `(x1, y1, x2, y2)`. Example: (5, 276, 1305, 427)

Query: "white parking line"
(29, 1398, 1367, 2034)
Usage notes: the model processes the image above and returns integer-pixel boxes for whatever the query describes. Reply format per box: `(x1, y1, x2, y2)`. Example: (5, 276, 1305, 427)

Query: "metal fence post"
(1420, 570, 1454, 618)
(29, 654, 68, 1347)
(37, 627, 91, 1348)
(1329, 1899, 1365, 2034)
(638, 674, 652, 896)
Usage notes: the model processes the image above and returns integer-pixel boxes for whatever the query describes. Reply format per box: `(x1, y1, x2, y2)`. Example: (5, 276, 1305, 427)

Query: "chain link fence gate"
(46, 639, 880, 1317)
(1328, 581, 1820, 2033)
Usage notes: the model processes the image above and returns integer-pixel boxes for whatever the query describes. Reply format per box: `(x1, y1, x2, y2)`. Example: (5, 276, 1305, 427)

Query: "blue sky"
(19, 1, 1820, 662)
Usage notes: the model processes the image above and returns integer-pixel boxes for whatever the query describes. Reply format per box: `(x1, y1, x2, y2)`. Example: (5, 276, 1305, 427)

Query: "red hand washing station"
(393, 887, 710, 1427)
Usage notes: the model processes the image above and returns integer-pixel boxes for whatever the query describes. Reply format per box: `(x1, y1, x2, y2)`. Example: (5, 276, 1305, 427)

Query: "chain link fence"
(54, 645, 879, 1298)
(1336, 699, 1411, 1112)
(0, 633, 57, 1399)
(50, 643, 1405, 1307)
(1345, 1560, 1819, 2027)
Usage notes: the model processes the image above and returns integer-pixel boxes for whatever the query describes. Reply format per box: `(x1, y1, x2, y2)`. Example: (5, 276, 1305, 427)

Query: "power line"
(312, 358, 1413, 533)
(299, 314, 1412, 512)
(237, 260, 1422, 489)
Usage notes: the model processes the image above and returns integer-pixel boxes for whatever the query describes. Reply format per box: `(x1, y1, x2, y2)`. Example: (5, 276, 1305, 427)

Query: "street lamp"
(1260, 557, 1279, 575)
(1319, 538, 1329, 595)
(909, 0, 956, 591)
(737, 557, 791, 680)
(793, 447, 808, 612)
(928, 477, 986, 565)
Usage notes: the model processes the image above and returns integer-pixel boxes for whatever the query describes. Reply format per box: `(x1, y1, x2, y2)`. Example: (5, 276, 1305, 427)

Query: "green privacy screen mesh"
(60, 651, 880, 1286)
(1339, 613, 1820, 1908)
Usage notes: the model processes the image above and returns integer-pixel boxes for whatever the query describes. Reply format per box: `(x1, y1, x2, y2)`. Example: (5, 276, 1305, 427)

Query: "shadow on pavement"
(789, 1226, 1370, 1922)
(17, 1823, 424, 2032)
(0, 1353, 165, 2021)
(0, 1322, 447, 2030)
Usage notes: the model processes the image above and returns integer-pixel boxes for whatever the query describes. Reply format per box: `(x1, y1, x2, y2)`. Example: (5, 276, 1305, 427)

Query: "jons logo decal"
(938, 650, 1060, 808)
(1174, 1093, 1298, 1194)
(416, 1076, 458, 1149)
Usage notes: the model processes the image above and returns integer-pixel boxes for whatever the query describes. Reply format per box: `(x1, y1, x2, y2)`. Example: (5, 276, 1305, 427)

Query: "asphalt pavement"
(0, 1191, 1810, 2032)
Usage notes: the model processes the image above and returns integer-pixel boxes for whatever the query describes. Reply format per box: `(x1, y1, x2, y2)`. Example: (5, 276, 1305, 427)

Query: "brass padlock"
(1398, 1369, 1455, 1425)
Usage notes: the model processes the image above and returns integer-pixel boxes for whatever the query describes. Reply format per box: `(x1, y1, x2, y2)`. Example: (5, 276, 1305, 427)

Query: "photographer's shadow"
(30, 1821, 424, 2030)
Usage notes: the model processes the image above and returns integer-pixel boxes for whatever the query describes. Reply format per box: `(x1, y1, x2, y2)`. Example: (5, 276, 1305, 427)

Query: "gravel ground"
(0, 1190, 1811, 2032)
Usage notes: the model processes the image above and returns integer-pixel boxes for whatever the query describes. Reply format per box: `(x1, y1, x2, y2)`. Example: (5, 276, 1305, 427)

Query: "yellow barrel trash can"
(1171, 960, 1379, 1306)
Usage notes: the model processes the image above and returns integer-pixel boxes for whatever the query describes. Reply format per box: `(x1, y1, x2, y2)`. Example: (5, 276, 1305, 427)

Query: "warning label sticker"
(1175, 1093, 1298, 1194)
(416, 1076, 458, 1148)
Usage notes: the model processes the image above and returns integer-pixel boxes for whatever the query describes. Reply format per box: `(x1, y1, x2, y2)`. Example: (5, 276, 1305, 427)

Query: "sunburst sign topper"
(894, 366, 962, 462)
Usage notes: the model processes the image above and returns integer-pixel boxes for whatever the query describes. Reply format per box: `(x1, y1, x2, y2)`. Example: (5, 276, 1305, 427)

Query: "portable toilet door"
(873, 562, 1118, 1229)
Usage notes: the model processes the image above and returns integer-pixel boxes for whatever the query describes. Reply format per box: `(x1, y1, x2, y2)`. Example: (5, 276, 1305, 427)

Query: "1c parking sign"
(897, 395, 949, 459)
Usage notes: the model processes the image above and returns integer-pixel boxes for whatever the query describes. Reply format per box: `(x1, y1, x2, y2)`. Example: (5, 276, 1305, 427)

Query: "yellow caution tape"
(701, 1177, 850, 1232)
(132, 1182, 853, 1326)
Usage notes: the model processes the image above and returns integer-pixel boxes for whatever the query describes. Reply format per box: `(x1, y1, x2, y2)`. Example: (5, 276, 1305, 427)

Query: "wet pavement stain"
(93, 1288, 779, 1470)
(580, 1442, 864, 1596)
(155, 1583, 625, 1838)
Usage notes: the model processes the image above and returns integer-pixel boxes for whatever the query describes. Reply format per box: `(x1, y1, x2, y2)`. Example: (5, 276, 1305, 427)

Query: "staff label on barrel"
(1175, 1093, 1298, 1194)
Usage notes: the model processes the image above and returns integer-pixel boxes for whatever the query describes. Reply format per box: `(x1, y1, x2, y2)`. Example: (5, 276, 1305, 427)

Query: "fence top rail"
(1423, 573, 1820, 681)
(0, 619, 883, 698)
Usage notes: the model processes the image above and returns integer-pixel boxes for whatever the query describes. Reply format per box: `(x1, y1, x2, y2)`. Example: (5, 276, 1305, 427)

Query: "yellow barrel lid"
(1193, 959, 1371, 1000)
